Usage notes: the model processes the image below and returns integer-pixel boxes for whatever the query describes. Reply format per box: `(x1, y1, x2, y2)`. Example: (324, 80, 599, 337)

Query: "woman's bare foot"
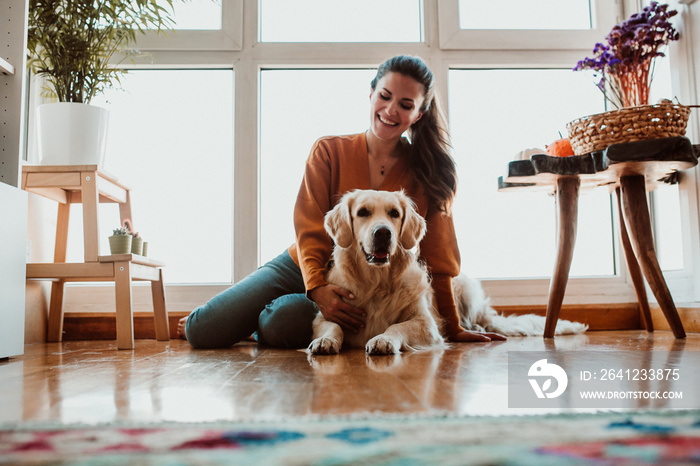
(177, 316, 188, 340)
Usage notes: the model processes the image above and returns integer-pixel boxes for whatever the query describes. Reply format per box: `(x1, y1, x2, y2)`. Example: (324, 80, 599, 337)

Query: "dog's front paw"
(366, 335, 401, 355)
(308, 337, 341, 355)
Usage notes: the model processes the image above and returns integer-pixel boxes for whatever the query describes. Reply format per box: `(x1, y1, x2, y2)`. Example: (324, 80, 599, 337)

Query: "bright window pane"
(653, 184, 684, 271)
(66, 70, 234, 284)
(459, 0, 593, 30)
(449, 69, 614, 279)
(648, 50, 684, 271)
(259, 69, 375, 265)
(260, 0, 421, 42)
(164, 0, 222, 30)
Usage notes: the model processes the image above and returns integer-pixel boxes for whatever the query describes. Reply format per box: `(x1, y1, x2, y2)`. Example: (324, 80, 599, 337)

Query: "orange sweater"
(288, 132, 463, 335)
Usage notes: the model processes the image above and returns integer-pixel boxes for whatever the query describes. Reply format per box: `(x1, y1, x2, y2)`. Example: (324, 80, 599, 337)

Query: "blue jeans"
(185, 251, 319, 349)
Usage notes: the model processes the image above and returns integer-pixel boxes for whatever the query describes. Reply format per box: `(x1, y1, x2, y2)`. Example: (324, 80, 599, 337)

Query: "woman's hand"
(309, 285, 366, 333)
(448, 327, 507, 342)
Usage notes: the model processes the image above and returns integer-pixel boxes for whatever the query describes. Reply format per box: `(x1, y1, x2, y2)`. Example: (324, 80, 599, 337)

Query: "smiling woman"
(367, 71, 426, 190)
(369, 73, 425, 140)
(182, 55, 502, 350)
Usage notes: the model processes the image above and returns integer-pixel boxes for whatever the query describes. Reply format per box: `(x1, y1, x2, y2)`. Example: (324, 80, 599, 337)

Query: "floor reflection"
(1, 331, 698, 425)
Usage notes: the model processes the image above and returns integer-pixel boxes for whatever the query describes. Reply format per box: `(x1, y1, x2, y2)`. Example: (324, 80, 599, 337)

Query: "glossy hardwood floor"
(1, 330, 699, 425)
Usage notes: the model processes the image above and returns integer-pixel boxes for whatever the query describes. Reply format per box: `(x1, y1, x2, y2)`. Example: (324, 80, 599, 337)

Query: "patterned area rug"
(2, 410, 700, 465)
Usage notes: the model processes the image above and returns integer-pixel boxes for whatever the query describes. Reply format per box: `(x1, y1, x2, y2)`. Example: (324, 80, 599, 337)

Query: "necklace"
(380, 165, 385, 176)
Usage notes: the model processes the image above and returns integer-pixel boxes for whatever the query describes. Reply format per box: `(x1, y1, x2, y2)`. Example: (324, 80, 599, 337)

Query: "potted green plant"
(27, 0, 176, 167)
(108, 224, 132, 255)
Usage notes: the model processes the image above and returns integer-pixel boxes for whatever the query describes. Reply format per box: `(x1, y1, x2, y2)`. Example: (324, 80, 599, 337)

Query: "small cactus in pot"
(108, 221, 132, 255)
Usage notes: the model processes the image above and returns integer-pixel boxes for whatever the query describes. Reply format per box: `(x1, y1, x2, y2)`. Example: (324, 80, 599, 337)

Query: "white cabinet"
(0, 0, 29, 358)
(0, 183, 27, 359)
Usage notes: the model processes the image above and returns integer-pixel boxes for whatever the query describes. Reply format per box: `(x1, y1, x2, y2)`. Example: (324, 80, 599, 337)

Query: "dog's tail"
(476, 310, 588, 336)
(453, 275, 588, 336)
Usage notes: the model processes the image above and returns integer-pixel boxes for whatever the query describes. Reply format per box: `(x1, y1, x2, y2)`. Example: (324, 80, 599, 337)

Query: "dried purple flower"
(574, 1, 679, 108)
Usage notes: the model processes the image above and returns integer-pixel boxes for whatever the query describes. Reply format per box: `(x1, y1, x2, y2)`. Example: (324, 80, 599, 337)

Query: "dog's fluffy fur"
(307, 190, 587, 355)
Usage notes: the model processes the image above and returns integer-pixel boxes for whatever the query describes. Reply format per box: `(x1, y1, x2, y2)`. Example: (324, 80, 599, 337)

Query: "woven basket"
(566, 103, 691, 155)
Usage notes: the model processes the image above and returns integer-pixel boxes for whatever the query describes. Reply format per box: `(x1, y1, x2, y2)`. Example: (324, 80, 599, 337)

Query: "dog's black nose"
(373, 226, 392, 245)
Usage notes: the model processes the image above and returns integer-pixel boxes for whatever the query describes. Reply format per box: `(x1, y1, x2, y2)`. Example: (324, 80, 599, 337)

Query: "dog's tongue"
(374, 251, 388, 259)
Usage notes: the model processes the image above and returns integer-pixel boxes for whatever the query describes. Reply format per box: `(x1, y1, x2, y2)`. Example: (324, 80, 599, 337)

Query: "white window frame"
(50, 0, 700, 314)
(136, 0, 243, 51)
(437, 0, 623, 50)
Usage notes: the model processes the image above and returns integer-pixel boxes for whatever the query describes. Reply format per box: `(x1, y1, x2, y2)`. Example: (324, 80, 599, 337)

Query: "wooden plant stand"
(22, 165, 169, 349)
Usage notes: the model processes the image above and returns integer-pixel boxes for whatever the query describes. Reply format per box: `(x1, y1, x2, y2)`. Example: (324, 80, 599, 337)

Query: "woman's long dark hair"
(371, 55, 457, 213)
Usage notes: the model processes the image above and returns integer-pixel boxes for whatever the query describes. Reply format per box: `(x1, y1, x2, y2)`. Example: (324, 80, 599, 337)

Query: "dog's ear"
(324, 196, 354, 249)
(399, 193, 426, 249)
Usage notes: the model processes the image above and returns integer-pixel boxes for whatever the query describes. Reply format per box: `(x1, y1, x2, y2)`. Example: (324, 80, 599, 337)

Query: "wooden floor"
(1, 330, 699, 425)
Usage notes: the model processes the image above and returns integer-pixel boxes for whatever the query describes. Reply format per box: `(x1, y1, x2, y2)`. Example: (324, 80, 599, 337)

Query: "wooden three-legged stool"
(499, 137, 699, 339)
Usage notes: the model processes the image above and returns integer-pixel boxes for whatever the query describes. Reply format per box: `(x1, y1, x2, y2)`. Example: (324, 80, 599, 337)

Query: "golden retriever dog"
(307, 190, 587, 355)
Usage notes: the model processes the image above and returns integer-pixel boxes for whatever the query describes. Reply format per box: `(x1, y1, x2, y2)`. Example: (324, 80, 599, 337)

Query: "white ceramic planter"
(37, 102, 109, 167)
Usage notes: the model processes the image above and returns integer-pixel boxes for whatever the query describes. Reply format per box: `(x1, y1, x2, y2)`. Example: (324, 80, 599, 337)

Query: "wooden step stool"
(22, 165, 169, 350)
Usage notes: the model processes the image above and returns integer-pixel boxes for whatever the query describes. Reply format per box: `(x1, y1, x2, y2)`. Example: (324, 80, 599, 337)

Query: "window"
(66, 70, 234, 284)
(449, 68, 614, 279)
(439, 0, 619, 49)
(653, 184, 684, 271)
(259, 0, 422, 42)
(259, 69, 375, 265)
(31, 0, 697, 310)
(458, 0, 593, 30)
(168, 0, 222, 30)
(647, 52, 685, 272)
(137, 0, 242, 50)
